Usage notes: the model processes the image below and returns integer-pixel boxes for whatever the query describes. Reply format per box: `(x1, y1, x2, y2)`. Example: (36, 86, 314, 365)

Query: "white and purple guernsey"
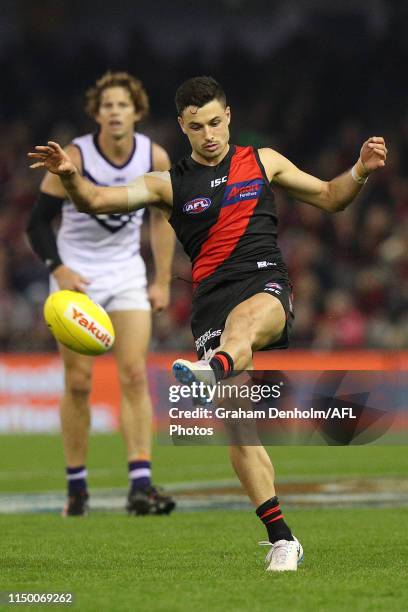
(57, 132, 152, 275)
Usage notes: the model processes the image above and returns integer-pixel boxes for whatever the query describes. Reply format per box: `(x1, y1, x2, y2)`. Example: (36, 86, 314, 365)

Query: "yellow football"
(43, 290, 115, 355)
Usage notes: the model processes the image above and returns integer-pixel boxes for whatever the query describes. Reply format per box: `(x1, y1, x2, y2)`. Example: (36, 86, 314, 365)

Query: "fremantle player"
(29, 76, 387, 569)
(27, 72, 175, 517)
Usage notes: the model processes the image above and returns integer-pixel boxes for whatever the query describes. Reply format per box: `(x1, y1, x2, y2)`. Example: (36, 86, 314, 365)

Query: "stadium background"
(0, 3, 407, 610)
(1, 0, 407, 354)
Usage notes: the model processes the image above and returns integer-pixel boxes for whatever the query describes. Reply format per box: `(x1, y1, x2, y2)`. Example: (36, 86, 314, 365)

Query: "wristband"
(46, 258, 63, 273)
(351, 164, 368, 185)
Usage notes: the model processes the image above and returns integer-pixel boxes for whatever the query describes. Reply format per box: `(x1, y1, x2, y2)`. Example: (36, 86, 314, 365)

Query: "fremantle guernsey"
(57, 132, 151, 272)
(169, 145, 289, 289)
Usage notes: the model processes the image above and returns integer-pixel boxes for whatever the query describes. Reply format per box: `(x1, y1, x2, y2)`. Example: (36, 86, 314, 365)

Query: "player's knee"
(225, 308, 256, 342)
(222, 315, 252, 347)
(248, 299, 285, 349)
(119, 361, 148, 391)
(65, 368, 92, 398)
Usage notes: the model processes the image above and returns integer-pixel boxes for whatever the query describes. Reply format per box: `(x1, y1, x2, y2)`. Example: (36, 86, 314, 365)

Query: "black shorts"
(191, 270, 294, 358)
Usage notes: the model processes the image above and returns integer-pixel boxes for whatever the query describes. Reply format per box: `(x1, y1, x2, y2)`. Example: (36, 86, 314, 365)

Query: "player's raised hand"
(359, 137, 388, 173)
(28, 141, 77, 176)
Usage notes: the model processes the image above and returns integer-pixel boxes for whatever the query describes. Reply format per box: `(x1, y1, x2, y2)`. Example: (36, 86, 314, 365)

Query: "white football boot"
(259, 536, 304, 572)
(172, 348, 216, 403)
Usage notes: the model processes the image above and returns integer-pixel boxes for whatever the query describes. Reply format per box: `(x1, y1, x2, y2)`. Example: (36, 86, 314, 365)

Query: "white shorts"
(49, 258, 151, 313)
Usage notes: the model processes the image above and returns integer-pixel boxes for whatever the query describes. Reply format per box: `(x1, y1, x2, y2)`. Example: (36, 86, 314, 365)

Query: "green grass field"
(1, 435, 407, 611)
(2, 435, 408, 492)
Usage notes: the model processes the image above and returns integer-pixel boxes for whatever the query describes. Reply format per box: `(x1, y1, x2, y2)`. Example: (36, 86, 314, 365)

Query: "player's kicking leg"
(173, 292, 303, 570)
(110, 310, 175, 516)
(59, 344, 93, 516)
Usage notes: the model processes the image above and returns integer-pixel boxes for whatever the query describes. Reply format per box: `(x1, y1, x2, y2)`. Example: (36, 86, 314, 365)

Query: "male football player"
(29, 76, 387, 568)
(27, 72, 176, 517)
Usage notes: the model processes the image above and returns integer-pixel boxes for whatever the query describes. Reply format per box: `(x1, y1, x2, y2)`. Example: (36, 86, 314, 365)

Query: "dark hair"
(175, 76, 226, 115)
(85, 71, 149, 120)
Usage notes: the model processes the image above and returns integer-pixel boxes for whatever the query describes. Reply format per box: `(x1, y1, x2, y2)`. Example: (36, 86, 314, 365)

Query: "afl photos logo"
(183, 197, 212, 215)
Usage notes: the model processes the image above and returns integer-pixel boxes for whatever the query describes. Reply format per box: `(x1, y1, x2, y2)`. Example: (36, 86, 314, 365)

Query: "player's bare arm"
(259, 136, 387, 212)
(148, 143, 175, 312)
(28, 141, 173, 214)
(149, 143, 174, 219)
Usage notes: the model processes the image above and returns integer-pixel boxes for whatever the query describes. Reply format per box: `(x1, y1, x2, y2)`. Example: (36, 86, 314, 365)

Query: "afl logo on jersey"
(183, 197, 212, 215)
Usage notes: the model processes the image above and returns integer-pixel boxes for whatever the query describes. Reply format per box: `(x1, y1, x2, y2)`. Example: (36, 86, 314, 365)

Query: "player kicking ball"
(29, 76, 387, 570)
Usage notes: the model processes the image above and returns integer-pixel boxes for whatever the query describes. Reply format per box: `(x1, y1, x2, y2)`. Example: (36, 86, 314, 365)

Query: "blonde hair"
(85, 71, 149, 120)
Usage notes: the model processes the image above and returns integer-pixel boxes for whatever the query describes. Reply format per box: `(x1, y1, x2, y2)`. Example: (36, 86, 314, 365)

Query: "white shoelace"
(259, 540, 291, 565)
(203, 346, 216, 364)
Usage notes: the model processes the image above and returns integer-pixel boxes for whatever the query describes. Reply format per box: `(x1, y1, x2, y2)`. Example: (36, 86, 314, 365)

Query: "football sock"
(256, 496, 294, 543)
(209, 351, 234, 381)
(66, 465, 88, 496)
(128, 459, 151, 492)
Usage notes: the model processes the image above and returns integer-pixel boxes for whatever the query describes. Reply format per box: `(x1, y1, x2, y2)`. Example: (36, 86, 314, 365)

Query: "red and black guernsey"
(169, 145, 289, 289)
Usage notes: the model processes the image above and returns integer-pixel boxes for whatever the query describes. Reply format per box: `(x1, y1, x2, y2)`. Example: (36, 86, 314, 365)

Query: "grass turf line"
(1, 508, 407, 612)
(1, 434, 408, 493)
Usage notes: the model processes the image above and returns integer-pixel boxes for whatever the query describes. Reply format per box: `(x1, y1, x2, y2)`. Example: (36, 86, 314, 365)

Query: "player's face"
(95, 87, 141, 139)
(178, 99, 231, 164)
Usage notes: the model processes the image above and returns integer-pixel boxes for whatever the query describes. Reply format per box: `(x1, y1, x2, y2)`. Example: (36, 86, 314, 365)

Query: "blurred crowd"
(1, 4, 407, 352)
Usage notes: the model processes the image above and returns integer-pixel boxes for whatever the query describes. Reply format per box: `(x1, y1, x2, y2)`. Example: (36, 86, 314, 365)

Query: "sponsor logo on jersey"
(66, 306, 113, 348)
(183, 197, 212, 215)
(222, 179, 264, 207)
(264, 282, 283, 296)
(195, 328, 222, 350)
(257, 261, 277, 269)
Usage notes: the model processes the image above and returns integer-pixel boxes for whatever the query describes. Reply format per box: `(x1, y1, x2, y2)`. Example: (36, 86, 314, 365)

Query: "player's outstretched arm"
(260, 136, 387, 213)
(147, 143, 175, 312)
(28, 141, 171, 214)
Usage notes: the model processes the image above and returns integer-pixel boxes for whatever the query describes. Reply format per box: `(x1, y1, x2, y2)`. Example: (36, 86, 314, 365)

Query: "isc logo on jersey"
(264, 282, 283, 295)
(183, 198, 212, 215)
(210, 176, 227, 188)
(44, 290, 115, 356)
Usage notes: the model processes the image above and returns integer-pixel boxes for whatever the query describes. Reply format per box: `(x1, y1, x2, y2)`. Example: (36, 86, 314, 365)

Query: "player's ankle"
(128, 459, 152, 491)
(256, 496, 294, 543)
(209, 351, 234, 381)
(66, 465, 88, 496)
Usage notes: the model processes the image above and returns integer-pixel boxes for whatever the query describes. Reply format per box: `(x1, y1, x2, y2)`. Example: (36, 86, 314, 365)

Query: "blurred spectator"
(314, 289, 367, 349)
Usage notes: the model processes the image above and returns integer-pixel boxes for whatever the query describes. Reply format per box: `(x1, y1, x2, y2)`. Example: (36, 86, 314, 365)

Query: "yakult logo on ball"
(183, 197, 212, 215)
(64, 305, 113, 348)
